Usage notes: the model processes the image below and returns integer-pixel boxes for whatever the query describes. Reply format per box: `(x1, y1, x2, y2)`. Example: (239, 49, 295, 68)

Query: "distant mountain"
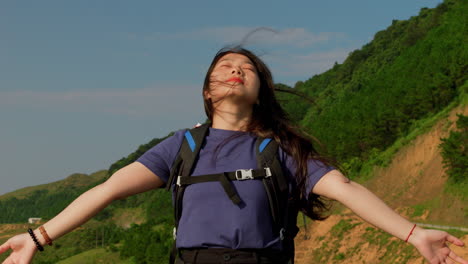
(0, 170, 107, 223)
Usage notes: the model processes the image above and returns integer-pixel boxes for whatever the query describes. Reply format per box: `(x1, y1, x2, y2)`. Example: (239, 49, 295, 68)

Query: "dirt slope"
(366, 104, 467, 225)
(295, 105, 468, 263)
(295, 212, 467, 264)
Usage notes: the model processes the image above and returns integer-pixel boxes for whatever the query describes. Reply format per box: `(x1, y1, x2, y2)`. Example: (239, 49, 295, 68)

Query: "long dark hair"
(203, 47, 334, 220)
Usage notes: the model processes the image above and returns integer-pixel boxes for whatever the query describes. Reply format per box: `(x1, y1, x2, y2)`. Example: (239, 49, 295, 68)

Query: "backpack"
(166, 124, 300, 263)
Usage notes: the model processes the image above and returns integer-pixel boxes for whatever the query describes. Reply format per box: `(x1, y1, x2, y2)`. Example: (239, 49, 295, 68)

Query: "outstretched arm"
(312, 170, 467, 264)
(0, 162, 163, 264)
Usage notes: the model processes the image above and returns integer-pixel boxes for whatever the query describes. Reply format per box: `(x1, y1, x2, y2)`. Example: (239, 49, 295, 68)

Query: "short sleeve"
(136, 129, 186, 183)
(278, 148, 335, 196)
(305, 159, 335, 193)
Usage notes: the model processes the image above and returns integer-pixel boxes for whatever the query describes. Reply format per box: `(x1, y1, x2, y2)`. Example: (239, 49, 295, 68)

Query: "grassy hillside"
(56, 248, 133, 264)
(0, 170, 107, 202)
(279, 0, 467, 167)
(295, 213, 468, 264)
(294, 102, 467, 264)
(0, 171, 107, 223)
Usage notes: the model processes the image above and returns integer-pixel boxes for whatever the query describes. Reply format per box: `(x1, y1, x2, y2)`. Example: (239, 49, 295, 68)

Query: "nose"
(231, 67, 242, 75)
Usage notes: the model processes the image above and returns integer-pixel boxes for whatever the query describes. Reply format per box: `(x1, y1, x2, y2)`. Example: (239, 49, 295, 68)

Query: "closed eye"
(243, 66, 256, 72)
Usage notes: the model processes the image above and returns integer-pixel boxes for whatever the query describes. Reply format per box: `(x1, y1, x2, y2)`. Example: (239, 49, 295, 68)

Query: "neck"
(211, 102, 253, 131)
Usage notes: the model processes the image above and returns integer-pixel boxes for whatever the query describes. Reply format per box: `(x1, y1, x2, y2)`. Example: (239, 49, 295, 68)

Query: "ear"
(203, 90, 211, 100)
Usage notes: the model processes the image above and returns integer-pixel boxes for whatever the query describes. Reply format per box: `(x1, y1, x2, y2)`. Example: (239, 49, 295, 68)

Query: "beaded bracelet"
(27, 228, 44, 252)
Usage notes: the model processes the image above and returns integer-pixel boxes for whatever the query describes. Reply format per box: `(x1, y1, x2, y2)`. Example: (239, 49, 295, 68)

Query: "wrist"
(33, 229, 47, 247)
(24, 233, 40, 252)
(407, 225, 424, 246)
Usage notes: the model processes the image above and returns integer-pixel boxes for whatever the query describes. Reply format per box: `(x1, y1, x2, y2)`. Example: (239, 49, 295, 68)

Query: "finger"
(449, 250, 468, 264)
(0, 241, 11, 254)
(2, 256, 13, 264)
(445, 234, 464, 246)
(444, 257, 455, 264)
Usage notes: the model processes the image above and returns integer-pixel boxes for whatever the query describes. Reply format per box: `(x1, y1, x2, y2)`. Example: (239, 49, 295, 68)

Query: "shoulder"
(135, 128, 189, 183)
(137, 129, 187, 165)
(277, 147, 333, 170)
(277, 146, 334, 181)
(152, 129, 187, 154)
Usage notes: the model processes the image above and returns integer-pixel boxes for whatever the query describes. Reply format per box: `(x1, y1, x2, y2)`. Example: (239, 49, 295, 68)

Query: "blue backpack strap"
(259, 138, 272, 153)
(184, 130, 197, 152)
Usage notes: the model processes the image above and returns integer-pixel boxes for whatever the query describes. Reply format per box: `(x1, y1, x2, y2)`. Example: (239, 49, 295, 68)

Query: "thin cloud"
(0, 86, 204, 117)
(266, 49, 350, 78)
(151, 27, 346, 47)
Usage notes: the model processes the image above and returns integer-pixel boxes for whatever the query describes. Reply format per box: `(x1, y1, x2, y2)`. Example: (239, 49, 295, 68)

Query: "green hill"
(0, 171, 107, 223)
(278, 0, 467, 167)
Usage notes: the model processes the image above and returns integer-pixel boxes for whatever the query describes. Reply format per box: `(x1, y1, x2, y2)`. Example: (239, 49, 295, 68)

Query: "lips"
(226, 77, 244, 84)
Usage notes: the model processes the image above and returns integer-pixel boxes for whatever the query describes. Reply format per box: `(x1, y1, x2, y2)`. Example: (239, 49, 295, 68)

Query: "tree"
(439, 114, 468, 183)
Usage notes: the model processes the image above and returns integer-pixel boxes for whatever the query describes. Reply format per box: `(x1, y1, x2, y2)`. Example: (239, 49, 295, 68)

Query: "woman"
(0, 47, 466, 264)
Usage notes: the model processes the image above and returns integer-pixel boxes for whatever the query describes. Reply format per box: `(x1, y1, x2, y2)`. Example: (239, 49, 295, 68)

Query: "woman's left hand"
(410, 227, 467, 264)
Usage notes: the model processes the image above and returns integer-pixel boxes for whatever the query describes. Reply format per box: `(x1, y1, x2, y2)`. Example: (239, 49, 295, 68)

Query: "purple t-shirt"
(137, 127, 334, 250)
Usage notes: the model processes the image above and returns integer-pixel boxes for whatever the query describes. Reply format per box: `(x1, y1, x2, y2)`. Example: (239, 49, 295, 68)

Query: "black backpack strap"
(255, 138, 286, 226)
(255, 138, 299, 263)
(256, 138, 288, 193)
(166, 154, 182, 191)
(166, 125, 210, 190)
(169, 124, 211, 264)
(176, 168, 272, 185)
(179, 125, 210, 176)
(175, 168, 273, 206)
(172, 125, 210, 227)
(173, 124, 253, 207)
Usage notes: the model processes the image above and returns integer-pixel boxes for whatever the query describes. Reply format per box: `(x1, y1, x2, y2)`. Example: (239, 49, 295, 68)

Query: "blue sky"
(0, 0, 443, 195)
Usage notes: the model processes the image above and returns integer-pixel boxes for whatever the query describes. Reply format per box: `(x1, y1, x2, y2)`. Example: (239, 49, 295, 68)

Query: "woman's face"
(205, 53, 261, 106)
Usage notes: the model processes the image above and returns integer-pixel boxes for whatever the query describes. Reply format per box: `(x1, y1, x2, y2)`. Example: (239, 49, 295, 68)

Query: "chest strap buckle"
(235, 169, 254, 180)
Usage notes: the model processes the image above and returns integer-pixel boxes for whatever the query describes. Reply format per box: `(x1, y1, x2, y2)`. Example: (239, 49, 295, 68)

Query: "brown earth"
(111, 207, 145, 228)
(295, 212, 468, 264)
(366, 104, 467, 225)
(295, 105, 468, 263)
(0, 224, 30, 241)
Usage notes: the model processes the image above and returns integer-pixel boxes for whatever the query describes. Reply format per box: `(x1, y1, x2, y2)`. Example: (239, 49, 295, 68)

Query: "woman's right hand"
(0, 233, 37, 264)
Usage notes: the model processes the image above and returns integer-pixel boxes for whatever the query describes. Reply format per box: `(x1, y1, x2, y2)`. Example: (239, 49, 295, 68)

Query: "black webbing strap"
(169, 242, 177, 264)
(170, 124, 211, 264)
(219, 172, 242, 205)
(179, 125, 210, 177)
(166, 155, 182, 190)
(255, 138, 284, 226)
(255, 138, 298, 263)
(176, 168, 272, 206)
(256, 139, 288, 192)
(176, 168, 272, 185)
(173, 124, 210, 231)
